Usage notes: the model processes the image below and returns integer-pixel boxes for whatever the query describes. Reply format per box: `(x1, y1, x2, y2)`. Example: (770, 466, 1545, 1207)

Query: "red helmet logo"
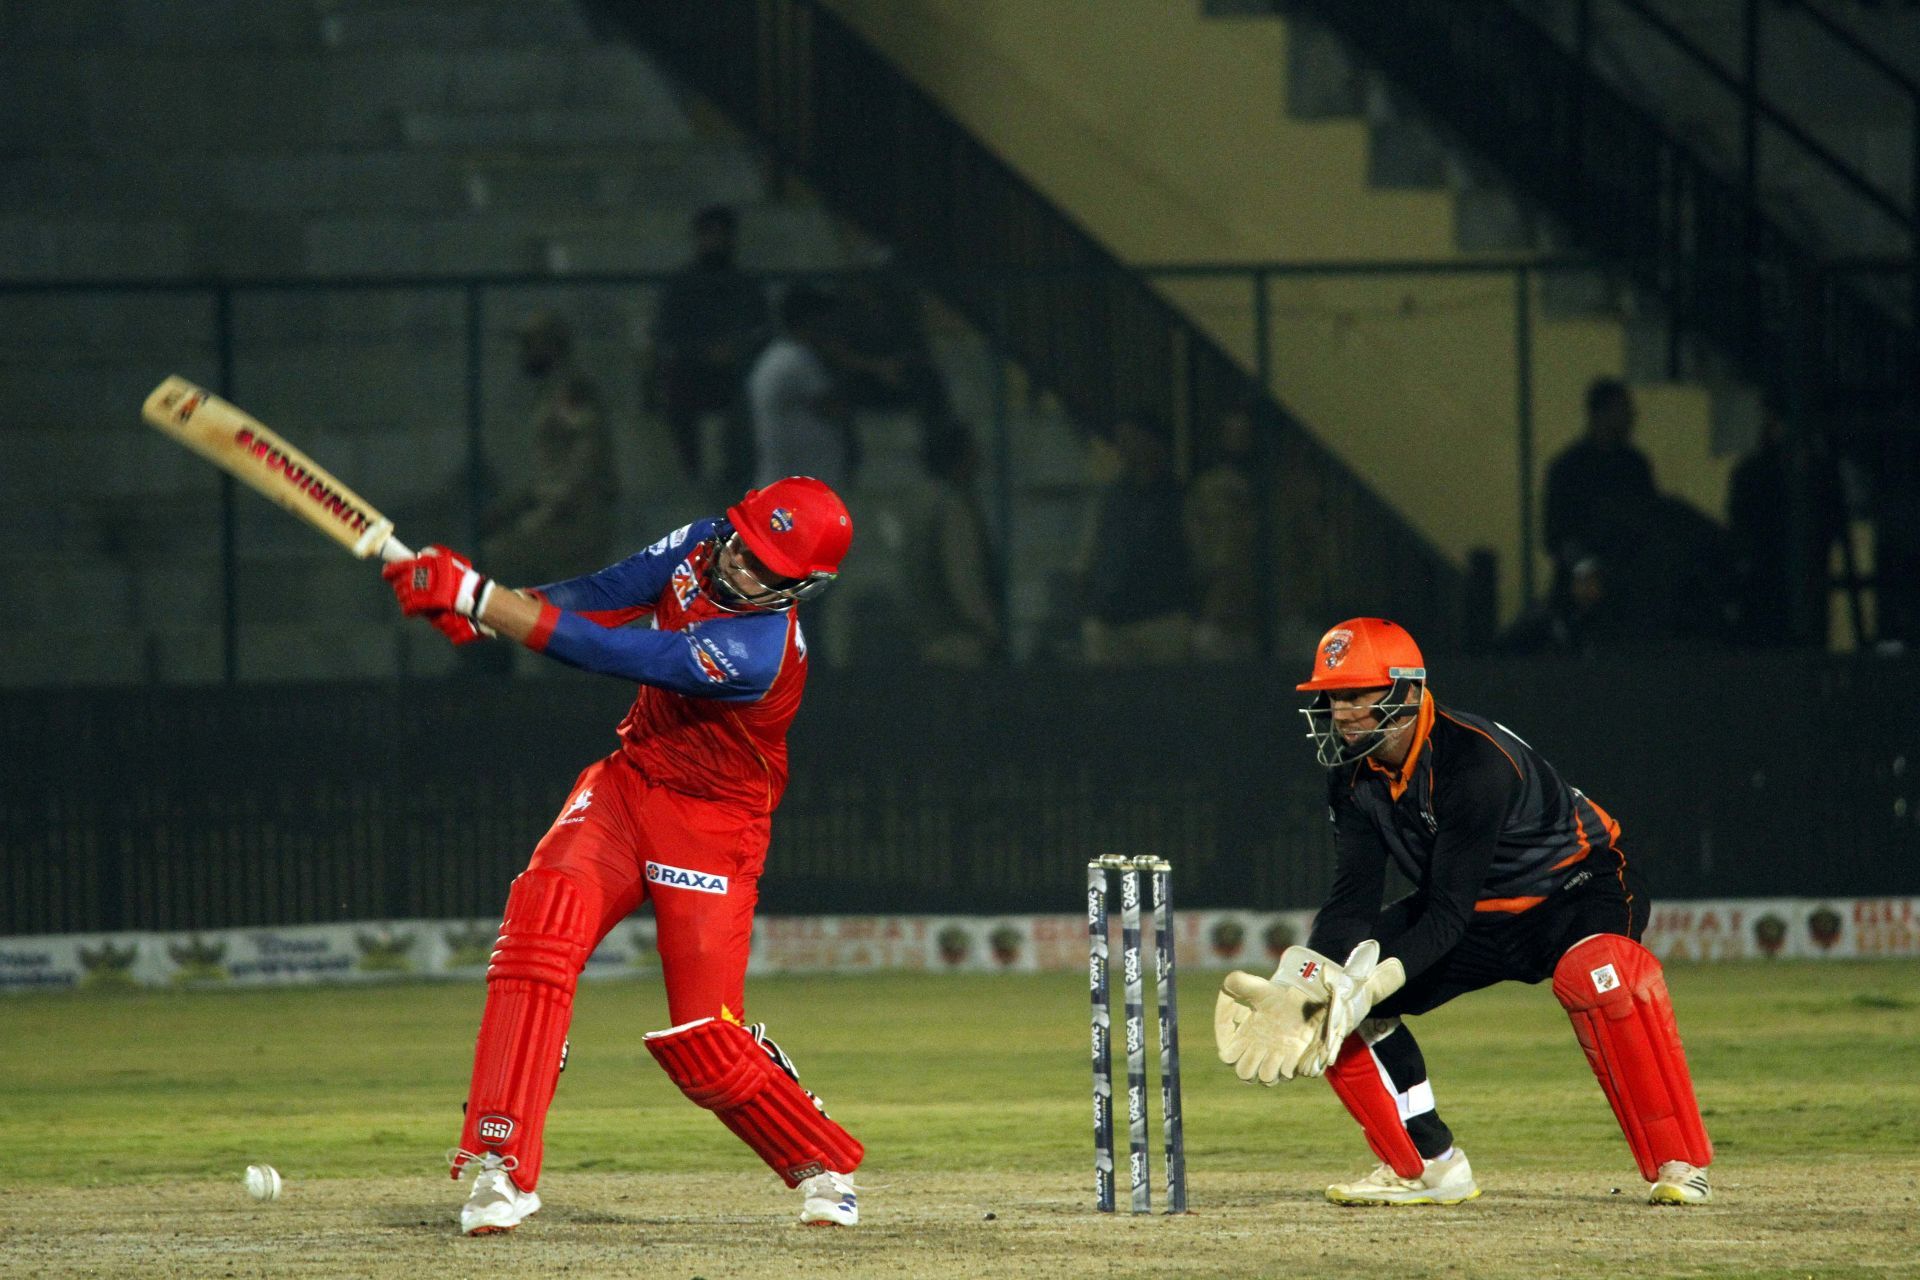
(726, 476, 852, 581)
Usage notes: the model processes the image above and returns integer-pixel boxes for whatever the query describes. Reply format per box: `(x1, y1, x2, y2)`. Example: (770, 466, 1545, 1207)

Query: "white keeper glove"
(1319, 939, 1407, 1061)
(1213, 945, 1340, 1084)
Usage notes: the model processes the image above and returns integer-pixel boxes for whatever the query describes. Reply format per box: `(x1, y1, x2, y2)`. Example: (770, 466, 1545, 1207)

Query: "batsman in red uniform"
(1215, 618, 1714, 1206)
(383, 476, 865, 1235)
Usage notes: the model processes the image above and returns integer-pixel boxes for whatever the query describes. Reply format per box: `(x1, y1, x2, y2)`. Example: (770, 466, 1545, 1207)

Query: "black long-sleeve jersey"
(1305, 694, 1632, 981)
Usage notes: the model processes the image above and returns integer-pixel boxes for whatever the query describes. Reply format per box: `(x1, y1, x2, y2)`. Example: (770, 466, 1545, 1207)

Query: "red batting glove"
(382, 546, 496, 644)
(428, 611, 485, 647)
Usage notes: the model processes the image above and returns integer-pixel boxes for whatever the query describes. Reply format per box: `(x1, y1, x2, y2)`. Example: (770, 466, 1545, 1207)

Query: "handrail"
(1783, 0, 1920, 97)
(1295, 0, 1915, 417)
(0, 257, 1609, 292)
(593, 0, 1468, 647)
(1610, 0, 1909, 229)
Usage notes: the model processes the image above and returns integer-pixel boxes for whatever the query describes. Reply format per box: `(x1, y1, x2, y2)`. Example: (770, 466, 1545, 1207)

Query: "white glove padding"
(1319, 939, 1407, 1061)
(1213, 945, 1339, 1084)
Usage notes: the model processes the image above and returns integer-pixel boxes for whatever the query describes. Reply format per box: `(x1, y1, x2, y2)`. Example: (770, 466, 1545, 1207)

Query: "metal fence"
(12, 251, 1832, 694)
(3, 258, 1540, 691)
(4, 650, 1916, 935)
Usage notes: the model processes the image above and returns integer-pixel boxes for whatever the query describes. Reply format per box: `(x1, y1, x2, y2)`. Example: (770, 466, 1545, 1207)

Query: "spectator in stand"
(1726, 404, 1847, 647)
(648, 205, 770, 486)
(1495, 555, 1619, 656)
(482, 311, 617, 589)
(911, 424, 1003, 666)
(1185, 400, 1263, 661)
(1641, 494, 1739, 648)
(1081, 412, 1195, 665)
(748, 284, 854, 493)
(824, 263, 953, 433)
(1542, 378, 1657, 603)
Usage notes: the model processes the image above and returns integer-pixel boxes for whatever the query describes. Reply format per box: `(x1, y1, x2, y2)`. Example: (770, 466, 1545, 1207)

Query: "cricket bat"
(140, 375, 413, 563)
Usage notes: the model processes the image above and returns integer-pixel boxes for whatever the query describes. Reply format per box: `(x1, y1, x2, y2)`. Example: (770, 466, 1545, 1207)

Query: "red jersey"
(523, 517, 809, 816)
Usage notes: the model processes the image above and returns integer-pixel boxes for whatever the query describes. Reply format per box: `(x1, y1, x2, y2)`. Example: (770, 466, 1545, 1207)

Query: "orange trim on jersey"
(1474, 895, 1546, 914)
(1555, 796, 1596, 872)
(1364, 694, 1436, 801)
(1616, 845, 1635, 931)
(1435, 708, 1525, 781)
(1581, 792, 1624, 844)
(525, 603, 561, 651)
(1569, 790, 1633, 929)
(1551, 846, 1592, 871)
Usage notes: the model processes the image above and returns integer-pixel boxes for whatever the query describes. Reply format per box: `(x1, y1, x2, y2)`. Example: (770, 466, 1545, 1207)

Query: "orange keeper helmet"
(1296, 618, 1427, 766)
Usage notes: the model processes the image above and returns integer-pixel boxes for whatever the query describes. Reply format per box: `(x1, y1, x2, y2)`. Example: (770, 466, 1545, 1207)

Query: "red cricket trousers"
(456, 753, 768, 1187)
(528, 752, 767, 1023)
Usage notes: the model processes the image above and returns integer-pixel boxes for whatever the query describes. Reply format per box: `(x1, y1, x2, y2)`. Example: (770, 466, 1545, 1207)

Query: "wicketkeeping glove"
(1213, 945, 1341, 1084)
(1318, 939, 1407, 1060)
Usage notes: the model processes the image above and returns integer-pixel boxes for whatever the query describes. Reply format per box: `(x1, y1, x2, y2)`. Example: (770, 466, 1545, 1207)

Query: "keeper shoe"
(1326, 1147, 1482, 1207)
(456, 1152, 542, 1235)
(797, 1170, 859, 1226)
(1649, 1160, 1711, 1205)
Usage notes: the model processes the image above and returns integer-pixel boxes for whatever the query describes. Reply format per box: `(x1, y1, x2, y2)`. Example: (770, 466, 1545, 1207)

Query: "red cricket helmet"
(722, 476, 852, 605)
(1296, 618, 1428, 767)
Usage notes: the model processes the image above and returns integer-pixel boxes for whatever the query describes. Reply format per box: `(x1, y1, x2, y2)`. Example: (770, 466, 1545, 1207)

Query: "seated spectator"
(748, 284, 854, 492)
(1727, 405, 1847, 647)
(910, 425, 1004, 666)
(481, 311, 616, 588)
(647, 205, 769, 486)
(1185, 400, 1262, 661)
(1543, 377, 1657, 599)
(823, 263, 953, 432)
(1642, 494, 1738, 646)
(1081, 413, 1195, 665)
(1496, 555, 1620, 656)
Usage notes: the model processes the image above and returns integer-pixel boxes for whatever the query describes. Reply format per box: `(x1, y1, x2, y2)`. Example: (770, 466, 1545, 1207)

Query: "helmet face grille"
(711, 532, 836, 612)
(1299, 677, 1423, 767)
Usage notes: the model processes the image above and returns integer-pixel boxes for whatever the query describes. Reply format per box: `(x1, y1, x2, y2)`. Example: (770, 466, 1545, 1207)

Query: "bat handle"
(378, 534, 415, 563)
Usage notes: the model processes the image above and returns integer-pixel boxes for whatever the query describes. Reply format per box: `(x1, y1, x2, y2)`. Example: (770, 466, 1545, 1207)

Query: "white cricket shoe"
(457, 1153, 542, 1235)
(797, 1170, 859, 1226)
(1649, 1160, 1711, 1205)
(1326, 1147, 1481, 1206)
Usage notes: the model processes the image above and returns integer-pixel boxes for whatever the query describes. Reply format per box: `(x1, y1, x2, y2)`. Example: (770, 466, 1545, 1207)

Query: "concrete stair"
(1264, 0, 1758, 585)
(0, 0, 1112, 682)
(1505, 0, 1918, 259)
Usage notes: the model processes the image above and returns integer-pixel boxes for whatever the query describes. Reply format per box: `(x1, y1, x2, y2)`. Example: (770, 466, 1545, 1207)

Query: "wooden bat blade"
(141, 375, 404, 560)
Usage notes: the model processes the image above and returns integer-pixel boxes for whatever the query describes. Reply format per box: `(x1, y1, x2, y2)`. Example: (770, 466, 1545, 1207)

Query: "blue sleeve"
(539, 609, 790, 702)
(533, 518, 716, 614)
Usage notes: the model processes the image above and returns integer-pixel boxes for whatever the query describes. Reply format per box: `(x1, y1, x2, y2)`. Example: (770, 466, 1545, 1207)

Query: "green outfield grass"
(5, 959, 1917, 1191)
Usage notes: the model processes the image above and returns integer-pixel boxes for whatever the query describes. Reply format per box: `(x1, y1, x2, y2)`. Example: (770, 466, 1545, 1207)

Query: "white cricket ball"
(244, 1164, 282, 1202)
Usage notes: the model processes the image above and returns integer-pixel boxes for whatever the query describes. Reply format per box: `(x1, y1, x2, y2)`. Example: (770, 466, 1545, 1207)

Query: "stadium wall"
(2, 652, 1915, 936)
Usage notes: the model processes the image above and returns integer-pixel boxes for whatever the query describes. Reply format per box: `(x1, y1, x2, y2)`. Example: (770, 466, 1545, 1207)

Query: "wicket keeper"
(384, 476, 865, 1234)
(1216, 618, 1713, 1206)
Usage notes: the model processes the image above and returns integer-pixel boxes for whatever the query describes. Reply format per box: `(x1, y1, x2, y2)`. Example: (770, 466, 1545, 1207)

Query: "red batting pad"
(646, 1017, 864, 1187)
(1552, 934, 1713, 1181)
(453, 869, 591, 1190)
(1325, 1034, 1426, 1179)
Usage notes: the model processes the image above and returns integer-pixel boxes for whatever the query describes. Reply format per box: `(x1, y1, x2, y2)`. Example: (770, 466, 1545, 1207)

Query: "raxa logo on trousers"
(645, 861, 729, 895)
